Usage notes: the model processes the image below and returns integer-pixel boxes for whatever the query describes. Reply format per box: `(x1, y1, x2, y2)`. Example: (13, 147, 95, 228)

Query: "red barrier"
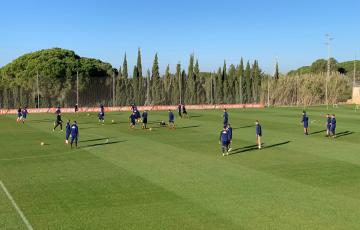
(0, 104, 264, 115)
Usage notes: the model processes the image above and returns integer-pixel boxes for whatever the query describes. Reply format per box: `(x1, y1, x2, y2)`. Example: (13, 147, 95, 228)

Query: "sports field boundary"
(0, 181, 33, 230)
(0, 104, 264, 115)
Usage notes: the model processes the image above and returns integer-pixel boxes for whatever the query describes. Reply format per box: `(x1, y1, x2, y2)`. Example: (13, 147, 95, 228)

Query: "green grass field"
(0, 106, 359, 229)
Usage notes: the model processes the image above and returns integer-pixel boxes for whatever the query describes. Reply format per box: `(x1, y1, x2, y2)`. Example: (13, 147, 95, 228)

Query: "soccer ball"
(87, 113, 90, 116)
(149, 128, 152, 131)
(41, 142, 44, 146)
(112, 120, 115, 123)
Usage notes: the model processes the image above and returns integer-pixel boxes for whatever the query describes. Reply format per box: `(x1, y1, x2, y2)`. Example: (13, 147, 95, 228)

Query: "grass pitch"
(0, 106, 360, 229)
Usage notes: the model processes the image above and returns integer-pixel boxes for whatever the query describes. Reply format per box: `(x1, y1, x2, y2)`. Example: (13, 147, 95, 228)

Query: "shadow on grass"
(80, 137, 113, 143)
(230, 141, 291, 155)
(81, 140, 127, 148)
(335, 131, 354, 138)
(233, 125, 255, 130)
(31, 119, 54, 123)
(190, 115, 202, 118)
(308, 129, 326, 135)
(176, 125, 200, 129)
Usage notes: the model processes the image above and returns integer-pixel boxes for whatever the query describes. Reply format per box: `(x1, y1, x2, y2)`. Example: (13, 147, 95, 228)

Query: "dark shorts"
(169, 120, 174, 123)
(131, 120, 135, 125)
(304, 124, 308, 128)
(18, 113, 22, 118)
(222, 141, 228, 147)
(71, 136, 78, 142)
(143, 119, 147, 124)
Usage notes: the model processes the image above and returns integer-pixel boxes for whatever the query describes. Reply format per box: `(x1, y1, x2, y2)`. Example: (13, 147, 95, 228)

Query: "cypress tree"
(274, 61, 279, 80)
(222, 61, 228, 103)
(122, 53, 128, 79)
(228, 64, 236, 103)
(245, 61, 252, 103)
(132, 65, 139, 104)
(216, 67, 223, 103)
(164, 64, 171, 104)
(186, 54, 195, 104)
(151, 53, 161, 104)
(194, 59, 201, 104)
(236, 58, 244, 104)
(173, 63, 181, 104)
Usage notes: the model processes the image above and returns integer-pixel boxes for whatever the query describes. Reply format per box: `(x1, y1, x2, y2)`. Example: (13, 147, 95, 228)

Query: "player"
(256, 120, 262, 149)
(55, 106, 61, 115)
(182, 104, 188, 118)
(98, 104, 105, 124)
(223, 109, 229, 126)
(301, 111, 309, 135)
(219, 127, 229, 156)
(21, 107, 28, 123)
(326, 114, 331, 137)
(178, 104, 182, 118)
(142, 110, 148, 129)
(168, 110, 175, 129)
(53, 113, 63, 131)
(16, 107, 22, 122)
(135, 109, 141, 123)
(74, 104, 78, 114)
(331, 114, 336, 138)
(227, 123, 233, 152)
(129, 112, 136, 129)
(70, 121, 79, 148)
(65, 120, 71, 144)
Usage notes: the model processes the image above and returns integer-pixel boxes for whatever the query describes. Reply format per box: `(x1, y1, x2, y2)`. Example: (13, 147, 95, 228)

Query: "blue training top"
(256, 124, 262, 136)
(220, 130, 228, 143)
(169, 112, 174, 121)
(71, 124, 78, 137)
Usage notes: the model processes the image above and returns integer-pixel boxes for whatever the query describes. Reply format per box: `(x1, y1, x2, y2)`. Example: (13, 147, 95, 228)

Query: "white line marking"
(0, 181, 33, 230)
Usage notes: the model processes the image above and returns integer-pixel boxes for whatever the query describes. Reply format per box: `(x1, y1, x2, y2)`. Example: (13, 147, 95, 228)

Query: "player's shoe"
(222, 153, 225, 156)
(65, 140, 69, 144)
(228, 147, 232, 152)
(226, 152, 229, 156)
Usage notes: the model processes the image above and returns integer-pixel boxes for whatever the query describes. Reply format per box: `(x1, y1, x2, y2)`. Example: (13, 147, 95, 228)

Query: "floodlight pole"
(76, 71, 79, 107)
(325, 34, 332, 110)
(112, 72, 116, 107)
(36, 71, 40, 108)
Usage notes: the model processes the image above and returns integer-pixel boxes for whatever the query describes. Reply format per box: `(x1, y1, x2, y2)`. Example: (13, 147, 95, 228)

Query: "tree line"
(0, 48, 353, 109)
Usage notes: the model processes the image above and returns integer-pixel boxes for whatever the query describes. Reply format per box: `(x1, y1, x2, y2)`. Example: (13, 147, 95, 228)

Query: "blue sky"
(1, 0, 360, 74)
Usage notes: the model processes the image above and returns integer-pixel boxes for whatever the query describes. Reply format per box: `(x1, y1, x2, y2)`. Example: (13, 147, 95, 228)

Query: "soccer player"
(301, 111, 309, 135)
(331, 114, 336, 138)
(16, 107, 22, 122)
(142, 110, 148, 129)
(74, 104, 78, 114)
(219, 127, 229, 156)
(182, 104, 188, 118)
(135, 109, 141, 123)
(21, 107, 28, 123)
(55, 106, 61, 115)
(70, 121, 79, 148)
(227, 123, 233, 152)
(98, 104, 105, 124)
(129, 112, 136, 129)
(326, 114, 331, 137)
(168, 110, 175, 129)
(53, 113, 63, 131)
(256, 120, 262, 149)
(178, 104, 182, 118)
(65, 120, 71, 144)
(223, 109, 229, 126)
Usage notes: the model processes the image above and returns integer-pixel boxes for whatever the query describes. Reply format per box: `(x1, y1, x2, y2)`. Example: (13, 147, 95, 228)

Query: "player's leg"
(258, 136, 262, 149)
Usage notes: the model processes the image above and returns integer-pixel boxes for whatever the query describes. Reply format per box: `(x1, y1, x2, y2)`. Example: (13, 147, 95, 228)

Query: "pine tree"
(137, 48, 142, 78)
(145, 69, 151, 105)
(136, 48, 144, 104)
(122, 53, 128, 79)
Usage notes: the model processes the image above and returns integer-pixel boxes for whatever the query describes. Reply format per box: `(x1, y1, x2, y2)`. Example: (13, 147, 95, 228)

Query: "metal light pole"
(76, 71, 79, 107)
(112, 72, 116, 107)
(325, 34, 332, 110)
(36, 71, 40, 108)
